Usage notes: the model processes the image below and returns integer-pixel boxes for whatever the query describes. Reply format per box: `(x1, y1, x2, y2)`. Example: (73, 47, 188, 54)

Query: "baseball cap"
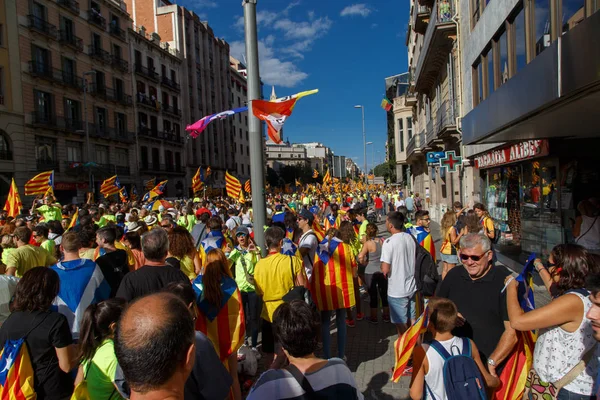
(235, 226, 250, 236)
(298, 209, 314, 225)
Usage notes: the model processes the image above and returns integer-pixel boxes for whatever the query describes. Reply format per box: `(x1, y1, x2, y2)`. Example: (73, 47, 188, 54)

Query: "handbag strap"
(554, 344, 597, 389)
(286, 364, 315, 395)
(576, 216, 598, 243)
(289, 255, 297, 286)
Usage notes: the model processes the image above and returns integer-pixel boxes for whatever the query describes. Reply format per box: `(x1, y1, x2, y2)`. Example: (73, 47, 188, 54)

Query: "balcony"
(109, 24, 126, 41)
(419, 0, 434, 8)
(161, 75, 180, 91)
(58, 30, 83, 52)
(139, 163, 184, 174)
(28, 61, 54, 82)
(413, 4, 431, 35)
(407, 130, 426, 159)
(88, 45, 111, 64)
(0, 150, 12, 161)
(425, 119, 439, 147)
(88, 9, 106, 29)
(414, 0, 456, 93)
(37, 159, 60, 171)
(28, 15, 57, 39)
(138, 126, 160, 139)
(116, 165, 130, 175)
(136, 94, 160, 111)
(135, 64, 159, 81)
(88, 84, 131, 106)
(434, 99, 457, 139)
(163, 131, 183, 144)
(28, 62, 83, 90)
(63, 117, 84, 132)
(162, 104, 181, 117)
(57, 0, 79, 15)
(111, 55, 129, 72)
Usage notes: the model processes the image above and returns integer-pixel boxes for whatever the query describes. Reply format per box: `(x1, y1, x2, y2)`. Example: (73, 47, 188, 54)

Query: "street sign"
(439, 151, 462, 172)
(426, 151, 445, 165)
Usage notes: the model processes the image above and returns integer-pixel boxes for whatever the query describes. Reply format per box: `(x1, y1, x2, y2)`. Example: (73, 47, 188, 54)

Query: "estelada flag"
(391, 306, 429, 382)
(251, 89, 318, 144)
(66, 208, 79, 231)
(225, 171, 241, 199)
(144, 177, 156, 191)
(130, 185, 138, 201)
(24, 170, 54, 195)
(119, 187, 128, 203)
(322, 169, 332, 185)
(3, 178, 22, 218)
(323, 213, 341, 231)
(192, 168, 204, 194)
(198, 231, 231, 265)
(0, 335, 36, 399)
(494, 330, 535, 400)
(312, 169, 319, 178)
(100, 175, 120, 197)
(192, 274, 245, 363)
(310, 237, 356, 311)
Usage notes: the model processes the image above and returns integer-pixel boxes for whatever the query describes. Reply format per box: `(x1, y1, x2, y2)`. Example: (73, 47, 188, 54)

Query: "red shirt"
(374, 197, 383, 209)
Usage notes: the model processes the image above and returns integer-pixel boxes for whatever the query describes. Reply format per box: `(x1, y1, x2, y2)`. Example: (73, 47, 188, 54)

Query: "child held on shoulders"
(409, 298, 499, 400)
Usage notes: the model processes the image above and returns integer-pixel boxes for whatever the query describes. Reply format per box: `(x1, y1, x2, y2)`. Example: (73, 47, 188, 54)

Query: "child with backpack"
(409, 298, 499, 400)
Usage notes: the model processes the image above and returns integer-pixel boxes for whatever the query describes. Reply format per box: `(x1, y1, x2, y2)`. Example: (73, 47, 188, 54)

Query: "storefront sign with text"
(474, 140, 549, 169)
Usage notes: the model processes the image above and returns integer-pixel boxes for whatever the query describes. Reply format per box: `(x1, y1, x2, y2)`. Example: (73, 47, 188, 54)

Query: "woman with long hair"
(358, 222, 389, 324)
(505, 244, 599, 399)
(440, 209, 462, 279)
(339, 221, 364, 326)
(462, 209, 481, 235)
(193, 249, 244, 400)
(0, 267, 76, 399)
(122, 231, 146, 270)
(310, 228, 357, 360)
(167, 225, 202, 279)
(75, 298, 126, 399)
(473, 203, 495, 241)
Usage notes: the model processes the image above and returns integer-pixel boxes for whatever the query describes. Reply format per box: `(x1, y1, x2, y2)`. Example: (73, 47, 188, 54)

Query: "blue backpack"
(425, 337, 487, 400)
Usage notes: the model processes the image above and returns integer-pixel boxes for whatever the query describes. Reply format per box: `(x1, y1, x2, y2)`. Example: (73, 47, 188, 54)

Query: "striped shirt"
(247, 358, 364, 400)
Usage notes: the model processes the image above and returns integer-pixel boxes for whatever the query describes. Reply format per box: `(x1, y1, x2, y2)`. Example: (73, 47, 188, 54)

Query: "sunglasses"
(236, 233, 247, 238)
(459, 251, 489, 262)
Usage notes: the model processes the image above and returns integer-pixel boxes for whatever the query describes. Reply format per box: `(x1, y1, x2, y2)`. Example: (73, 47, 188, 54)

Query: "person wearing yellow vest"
(33, 196, 63, 222)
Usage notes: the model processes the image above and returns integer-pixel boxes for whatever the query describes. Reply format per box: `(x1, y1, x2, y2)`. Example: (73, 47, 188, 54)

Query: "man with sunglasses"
(408, 210, 436, 262)
(437, 233, 517, 378)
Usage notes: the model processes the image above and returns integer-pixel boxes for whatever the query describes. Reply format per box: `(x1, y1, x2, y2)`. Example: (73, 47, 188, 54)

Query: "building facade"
(230, 56, 251, 182)
(266, 142, 308, 173)
(298, 142, 334, 173)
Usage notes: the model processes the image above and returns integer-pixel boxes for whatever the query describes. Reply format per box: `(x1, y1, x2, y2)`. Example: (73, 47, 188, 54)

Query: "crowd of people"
(0, 189, 598, 400)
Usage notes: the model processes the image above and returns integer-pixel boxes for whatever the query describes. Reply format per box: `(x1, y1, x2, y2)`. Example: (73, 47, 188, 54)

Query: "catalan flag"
(381, 97, 392, 111)
(312, 169, 319, 178)
(186, 107, 248, 138)
(192, 168, 204, 194)
(391, 306, 429, 382)
(0, 337, 36, 399)
(130, 185, 138, 201)
(225, 171, 241, 199)
(192, 274, 245, 363)
(119, 186, 128, 203)
(100, 175, 121, 197)
(198, 231, 231, 266)
(244, 179, 251, 194)
(324, 213, 342, 231)
(322, 169, 332, 185)
(24, 170, 54, 195)
(311, 220, 326, 242)
(143, 180, 168, 202)
(310, 237, 356, 311)
(67, 208, 79, 231)
(44, 186, 55, 198)
(144, 177, 156, 191)
(251, 89, 318, 144)
(3, 179, 22, 218)
(408, 226, 436, 262)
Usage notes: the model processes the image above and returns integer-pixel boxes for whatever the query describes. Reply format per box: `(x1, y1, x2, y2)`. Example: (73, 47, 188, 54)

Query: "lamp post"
(366, 141, 373, 184)
(82, 70, 96, 197)
(354, 105, 368, 200)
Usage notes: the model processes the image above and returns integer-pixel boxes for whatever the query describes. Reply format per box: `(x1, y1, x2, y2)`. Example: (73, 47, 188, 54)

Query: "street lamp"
(83, 71, 96, 196)
(354, 105, 368, 200)
(366, 142, 373, 176)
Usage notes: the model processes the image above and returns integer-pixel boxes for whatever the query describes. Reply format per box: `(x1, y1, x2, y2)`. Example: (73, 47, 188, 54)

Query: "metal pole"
(243, 0, 267, 256)
(361, 106, 368, 201)
(83, 75, 93, 197)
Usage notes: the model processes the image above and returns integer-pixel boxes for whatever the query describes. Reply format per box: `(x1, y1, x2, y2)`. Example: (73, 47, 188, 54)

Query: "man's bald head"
(115, 292, 195, 394)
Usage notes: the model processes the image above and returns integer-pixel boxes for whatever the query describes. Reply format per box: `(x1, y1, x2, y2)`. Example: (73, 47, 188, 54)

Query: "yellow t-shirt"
(178, 254, 196, 280)
(440, 226, 456, 255)
(482, 216, 495, 236)
(254, 253, 303, 322)
(40, 239, 55, 257)
(5, 245, 57, 277)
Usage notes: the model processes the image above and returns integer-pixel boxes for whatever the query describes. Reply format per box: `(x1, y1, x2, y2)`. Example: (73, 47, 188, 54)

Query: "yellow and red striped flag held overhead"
(3, 178, 22, 217)
(322, 169, 332, 185)
(24, 170, 54, 196)
(192, 167, 204, 194)
(391, 306, 429, 382)
(244, 179, 251, 194)
(225, 171, 241, 199)
(67, 208, 79, 231)
(144, 177, 156, 191)
(100, 175, 121, 197)
(312, 169, 319, 178)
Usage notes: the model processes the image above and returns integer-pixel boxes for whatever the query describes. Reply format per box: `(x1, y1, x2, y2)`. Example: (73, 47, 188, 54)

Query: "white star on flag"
(1, 354, 13, 373)
(281, 239, 296, 256)
(202, 234, 223, 252)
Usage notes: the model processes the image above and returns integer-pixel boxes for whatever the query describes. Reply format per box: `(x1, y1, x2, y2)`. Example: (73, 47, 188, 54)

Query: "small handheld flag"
(192, 168, 204, 194)
(391, 306, 429, 382)
(244, 179, 251, 194)
(100, 175, 121, 197)
(312, 169, 319, 178)
(24, 170, 54, 195)
(67, 208, 79, 231)
(225, 171, 242, 199)
(3, 179, 22, 218)
(381, 97, 392, 111)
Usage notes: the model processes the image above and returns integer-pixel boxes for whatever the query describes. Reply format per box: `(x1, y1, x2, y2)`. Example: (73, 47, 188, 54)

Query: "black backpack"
(410, 234, 439, 296)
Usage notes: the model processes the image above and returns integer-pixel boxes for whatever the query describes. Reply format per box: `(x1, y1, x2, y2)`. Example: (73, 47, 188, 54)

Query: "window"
(175, 153, 181, 171)
(174, 123, 180, 139)
(35, 136, 56, 164)
(151, 148, 160, 169)
(147, 56, 154, 73)
(140, 146, 148, 166)
(247, 147, 249, 156)
(240, 144, 243, 153)
(0, 67, 4, 105)
(34, 90, 53, 121)
(115, 112, 126, 135)
(95, 145, 108, 164)
(473, 60, 484, 106)
(32, 2, 46, 22)
(112, 44, 121, 60)
(66, 141, 82, 162)
(0, 131, 10, 160)
(513, 6, 527, 73)
(62, 57, 75, 85)
(95, 107, 107, 132)
(561, 0, 585, 34)
(485, 49, 494, 98)
(407, 117, 413, 139)
(534, 0, 551, 56)
(92, 33, 102, 51)
(32, 45, 49, 72)
(115, 148, 128, 165)
(64, 98, 80, 125)
(241, 164, 244, 174)
(239, 128, 242, 138)
(0, 23, 3, 46)
(498, 29, 509, 86)
(94, 70, 105, 92)
(115, 78, 124, 99)
(472, 0, 481, 27)
(246, 131, 248, 141)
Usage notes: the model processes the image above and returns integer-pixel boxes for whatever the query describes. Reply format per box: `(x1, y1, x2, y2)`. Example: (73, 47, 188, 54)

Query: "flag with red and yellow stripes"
(0, 334, 37, 399)
(322, 169, 332, 185)
(494, 330, 535, 400)
(192, 167, 204, 194)
(225, 171, 241, 199)
(192, 274, 245, 363)
(3, 178, 22, 218)
(310, 237, 356, 311)
(66, 208, 79, 231)
(391, 306, 429, 382)
(312, 169, 319, 178)
(244, 179, 251, 194)
(24, 170, 54, 195)
(100, 175, 121, 197)
(311, 219, 326, 242)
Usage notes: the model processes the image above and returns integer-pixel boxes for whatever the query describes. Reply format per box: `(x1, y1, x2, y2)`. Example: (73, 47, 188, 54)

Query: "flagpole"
(244, 0, 267, 257)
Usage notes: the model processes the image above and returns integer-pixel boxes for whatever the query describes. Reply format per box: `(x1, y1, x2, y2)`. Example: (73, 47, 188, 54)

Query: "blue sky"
(175, 0, 409, 171)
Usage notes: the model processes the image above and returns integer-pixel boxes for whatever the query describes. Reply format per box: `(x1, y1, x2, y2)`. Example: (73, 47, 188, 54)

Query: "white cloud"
(273, 17, 332, 40)
(233, 10, 279, 30)
(340, 4, 373, 17)
(195, 0, 217, 8)
(282, 0, 302, 16)
(307, 10, 315, 20)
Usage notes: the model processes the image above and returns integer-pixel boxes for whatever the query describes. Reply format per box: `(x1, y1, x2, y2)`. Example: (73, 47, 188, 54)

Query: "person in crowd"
(33, 196, 63, 222)
(167, 226, 201, 279)
(75, 298, 127, 400)
(338, 221, 363, 327)
(505, 244, 599, 399)
(115, 229, 190, 301)
(324, 203, 342, 230)
(358, 223, 389, 324)
(199, 216, 231, 266)
(225, 208, 242, 236)
(440, 209, 463, 279)
(409, 210, 436, 262)
(0, 268, 18, 326)
(178, 206, 196, 232)
(404, 193, 414, 221)
(95, 226, 129, 297)
(0, 267, 76, 399)
(5, 226, 57, 277)
(297, 208, 318, 287)
(374, 194, 384, 221)
(438, 233, 517, 376)
(573, 199, 600, 254)
(191, 212, 210, 249)
(50, 232, 111, 340)
(33, 224, 55, 256)
(409, 298, 499, 400)
(122, 230, 146, 271)
(461, 209, 481, 235)
(474, 203, 496, 242)
(253, 226, 305, 369)
(284, 212, 301, 243)
(311, 227, 356, 360)
(239, 205, 252, 227)
(228, 226, 262, 356)
(192, 249, 244, 400)
(78, 226, 98, 260)
(247, 300, 363, 399)
(381, 211, 417, 338)
(114, 293, 196, 399)
(159, 215, 176, 233)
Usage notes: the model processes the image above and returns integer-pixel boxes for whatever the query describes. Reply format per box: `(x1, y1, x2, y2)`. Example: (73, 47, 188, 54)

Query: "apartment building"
(128, 24, 184, 197)
(298, 142, 334, 173)
(266, 143, 308, 173)
(230, 56, 250, 182)
(386, 73, 413, 187)
(12, 0, 136, 202)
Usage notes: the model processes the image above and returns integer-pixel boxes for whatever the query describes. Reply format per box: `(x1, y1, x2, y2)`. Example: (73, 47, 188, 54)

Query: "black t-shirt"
(115, 265, 190, 302)
(0, 310, 73, 400)
(437, 265, 510, 363)
(96, 249, 129, 297)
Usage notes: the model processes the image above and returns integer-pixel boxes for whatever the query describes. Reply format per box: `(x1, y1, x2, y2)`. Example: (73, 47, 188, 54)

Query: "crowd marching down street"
(0, 173, 599, 400)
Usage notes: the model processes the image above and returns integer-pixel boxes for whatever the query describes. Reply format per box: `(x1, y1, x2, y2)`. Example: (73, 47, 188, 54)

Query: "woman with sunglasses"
(505, 244, 599, 399)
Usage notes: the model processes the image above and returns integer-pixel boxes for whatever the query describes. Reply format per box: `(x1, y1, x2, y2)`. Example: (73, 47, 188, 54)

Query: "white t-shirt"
(299, 230, 318, 280)
(225, 216, 242, 231)
(395, 199, 405, 209)
(380, 232, 416, 298)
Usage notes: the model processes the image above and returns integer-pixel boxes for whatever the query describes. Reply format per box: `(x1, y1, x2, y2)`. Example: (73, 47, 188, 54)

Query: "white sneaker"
(251, 347, 262, 360)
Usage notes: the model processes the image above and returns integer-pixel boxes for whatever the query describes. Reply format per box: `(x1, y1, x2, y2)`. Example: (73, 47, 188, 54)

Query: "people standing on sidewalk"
(374, 195, 384, 222)
(380, 211, 417, 338)
(409, 210, 436, 263)
(339, 221, 364, 327)
(474, 203, 496, 242)
(440, 210, 463, 280)
(358, 223, 389, 324)
(297, 209, 318, 283)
